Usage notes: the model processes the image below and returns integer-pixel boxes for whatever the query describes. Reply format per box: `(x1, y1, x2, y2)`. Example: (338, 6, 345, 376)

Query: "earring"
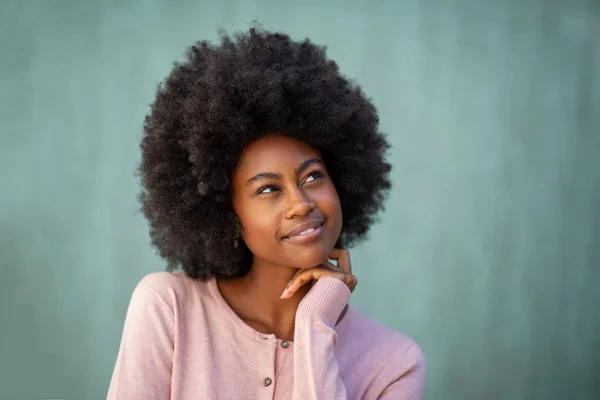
(234, 237, 239, 248)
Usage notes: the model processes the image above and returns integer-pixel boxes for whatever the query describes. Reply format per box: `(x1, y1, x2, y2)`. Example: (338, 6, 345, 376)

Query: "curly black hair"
(138, 28, 391, 280)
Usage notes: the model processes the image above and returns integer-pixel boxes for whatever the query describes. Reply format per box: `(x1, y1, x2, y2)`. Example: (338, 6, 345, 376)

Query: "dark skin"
(217, 135, 358, 341)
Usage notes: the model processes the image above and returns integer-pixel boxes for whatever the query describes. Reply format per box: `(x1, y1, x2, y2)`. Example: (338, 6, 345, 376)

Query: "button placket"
(259, 335, 276, 395)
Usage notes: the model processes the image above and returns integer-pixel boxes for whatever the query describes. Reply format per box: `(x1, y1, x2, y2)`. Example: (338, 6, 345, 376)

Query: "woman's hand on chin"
(280, 248, 357, 299)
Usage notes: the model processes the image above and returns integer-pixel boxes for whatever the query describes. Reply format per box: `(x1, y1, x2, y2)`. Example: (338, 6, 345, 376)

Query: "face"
(232, 135, 343, 270)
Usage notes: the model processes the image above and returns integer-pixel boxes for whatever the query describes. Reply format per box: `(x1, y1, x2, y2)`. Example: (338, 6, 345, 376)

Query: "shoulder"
(136, 270, 197, 294)
(131, 271, 212, 312)
(338, 306, 425, 378)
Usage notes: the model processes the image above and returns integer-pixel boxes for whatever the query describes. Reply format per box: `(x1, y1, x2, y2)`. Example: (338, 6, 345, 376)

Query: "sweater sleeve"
(377, 343, 426, 400)
(106, 278, 174, 400)
(292, 276, 351, 400)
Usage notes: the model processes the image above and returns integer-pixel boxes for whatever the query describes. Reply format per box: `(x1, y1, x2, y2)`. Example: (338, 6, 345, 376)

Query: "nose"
(284, 187, 316, 219)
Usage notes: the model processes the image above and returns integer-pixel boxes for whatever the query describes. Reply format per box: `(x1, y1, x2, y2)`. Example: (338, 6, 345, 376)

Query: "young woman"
(107, 28, 425, 399)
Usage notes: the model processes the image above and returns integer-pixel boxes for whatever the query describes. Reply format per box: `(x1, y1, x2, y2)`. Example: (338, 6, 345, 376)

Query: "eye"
(256, 184, 279, 195)
(303, 170, 324, 184)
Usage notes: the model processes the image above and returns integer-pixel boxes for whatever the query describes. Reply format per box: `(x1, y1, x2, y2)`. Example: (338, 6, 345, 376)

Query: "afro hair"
(138, 28, 392, 280)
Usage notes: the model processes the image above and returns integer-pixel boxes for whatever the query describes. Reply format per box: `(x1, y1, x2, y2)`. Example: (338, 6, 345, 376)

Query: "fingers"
(280, 266, 335, 299)
(279, 249, 354, 299)
(281, 272, 316, 299)
(328, 248, 352, 274)
(318, 259, 358, 292)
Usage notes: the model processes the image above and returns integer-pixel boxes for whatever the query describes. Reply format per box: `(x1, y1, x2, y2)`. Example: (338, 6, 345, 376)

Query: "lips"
(282, 219, 325, 239)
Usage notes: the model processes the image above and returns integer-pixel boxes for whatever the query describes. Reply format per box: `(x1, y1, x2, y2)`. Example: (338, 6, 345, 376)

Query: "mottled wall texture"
(1, 0, 598, 399)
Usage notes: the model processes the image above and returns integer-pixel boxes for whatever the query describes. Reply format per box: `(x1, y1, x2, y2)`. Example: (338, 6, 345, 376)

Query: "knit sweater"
(107, 271, 426, 399)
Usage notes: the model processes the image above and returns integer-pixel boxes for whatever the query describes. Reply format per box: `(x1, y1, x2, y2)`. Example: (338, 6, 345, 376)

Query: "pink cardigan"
(107, 272, 425, 399)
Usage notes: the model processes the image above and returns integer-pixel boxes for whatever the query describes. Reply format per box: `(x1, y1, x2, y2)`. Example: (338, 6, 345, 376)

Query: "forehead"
(237, 136, 321, 171)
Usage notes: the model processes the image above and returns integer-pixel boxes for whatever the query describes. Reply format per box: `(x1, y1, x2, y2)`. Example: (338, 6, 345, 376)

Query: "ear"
(232, 213, 245, 241)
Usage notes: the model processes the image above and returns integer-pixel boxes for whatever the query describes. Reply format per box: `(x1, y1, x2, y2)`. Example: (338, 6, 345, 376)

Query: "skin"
(217, 135, 358, 341)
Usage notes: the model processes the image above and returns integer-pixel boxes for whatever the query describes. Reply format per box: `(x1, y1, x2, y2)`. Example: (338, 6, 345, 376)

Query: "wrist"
(296, 277, 351, 326)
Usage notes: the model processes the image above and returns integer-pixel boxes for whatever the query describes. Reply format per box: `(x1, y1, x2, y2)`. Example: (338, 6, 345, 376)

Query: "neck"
(216, 259, 311, 341)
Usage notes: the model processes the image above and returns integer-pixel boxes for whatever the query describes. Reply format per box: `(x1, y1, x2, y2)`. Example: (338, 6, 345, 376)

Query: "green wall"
(1, 0, 599, 399)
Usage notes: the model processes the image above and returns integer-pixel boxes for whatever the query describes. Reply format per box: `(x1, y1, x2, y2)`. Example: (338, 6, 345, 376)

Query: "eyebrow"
(245, 158, 323, 185)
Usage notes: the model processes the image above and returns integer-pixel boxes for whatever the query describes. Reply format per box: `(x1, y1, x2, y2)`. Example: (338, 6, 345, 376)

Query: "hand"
(280, 248, 358, 299)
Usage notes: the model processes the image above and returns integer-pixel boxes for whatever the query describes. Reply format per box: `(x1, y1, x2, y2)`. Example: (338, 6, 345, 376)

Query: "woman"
(107, 28, 425, 399)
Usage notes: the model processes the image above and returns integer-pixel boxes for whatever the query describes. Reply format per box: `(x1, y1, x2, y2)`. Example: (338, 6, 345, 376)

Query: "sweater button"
(263, 377, 273, 386)
(281, 340, 289, 348)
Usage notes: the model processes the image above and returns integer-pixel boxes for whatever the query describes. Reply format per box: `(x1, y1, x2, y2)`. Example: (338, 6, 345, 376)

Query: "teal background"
(1, 0, 599, 399)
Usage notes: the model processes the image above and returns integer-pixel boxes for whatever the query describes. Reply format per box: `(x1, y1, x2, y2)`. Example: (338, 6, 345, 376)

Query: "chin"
(285, 246, 332, 269)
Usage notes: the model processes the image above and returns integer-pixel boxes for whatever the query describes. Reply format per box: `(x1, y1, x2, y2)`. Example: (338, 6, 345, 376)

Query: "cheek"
(239, 209, 280, 247)
(331, 200, 344, 238)
(240, 213, 289, 265)
(318, 186, 343, 237)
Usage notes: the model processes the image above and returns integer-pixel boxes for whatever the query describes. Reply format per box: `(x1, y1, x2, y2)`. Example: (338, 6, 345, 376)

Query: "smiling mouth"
(298, 227, 318, 235)
(283, 221, 325, 243)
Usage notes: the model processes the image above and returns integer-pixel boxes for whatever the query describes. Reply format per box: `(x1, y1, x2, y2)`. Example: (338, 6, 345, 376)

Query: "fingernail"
(280, 288, 288, 299)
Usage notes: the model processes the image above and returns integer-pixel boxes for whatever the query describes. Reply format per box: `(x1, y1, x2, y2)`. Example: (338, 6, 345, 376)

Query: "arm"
(292, 276, 351, 400)
(106, 278, 174, 400)
(377, 344, 426, 400)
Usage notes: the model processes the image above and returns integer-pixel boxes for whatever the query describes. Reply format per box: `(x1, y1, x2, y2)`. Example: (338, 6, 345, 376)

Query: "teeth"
(299, 228, 315, 236)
